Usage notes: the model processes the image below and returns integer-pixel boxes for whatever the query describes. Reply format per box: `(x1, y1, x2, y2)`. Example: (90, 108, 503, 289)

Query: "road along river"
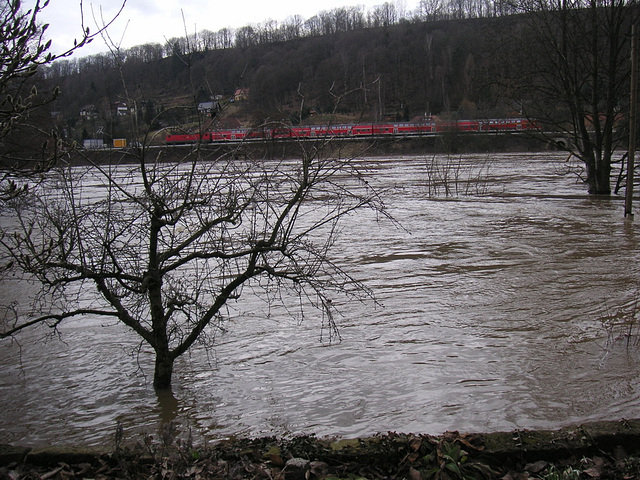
(1, 152, 639, 447)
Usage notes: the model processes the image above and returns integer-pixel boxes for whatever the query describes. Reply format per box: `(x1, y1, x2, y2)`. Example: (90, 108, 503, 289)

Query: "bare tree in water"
(0, 133, 384, 388)
(0, 5, 385, 389)
(495, 0, 638, 194)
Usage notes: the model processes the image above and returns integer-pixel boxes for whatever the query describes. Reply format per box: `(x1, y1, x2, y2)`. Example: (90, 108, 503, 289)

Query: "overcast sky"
(35, 0, 420, 58)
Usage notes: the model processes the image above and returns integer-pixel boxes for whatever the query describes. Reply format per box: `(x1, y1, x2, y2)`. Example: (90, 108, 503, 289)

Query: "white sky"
(36, 0, 420, 58)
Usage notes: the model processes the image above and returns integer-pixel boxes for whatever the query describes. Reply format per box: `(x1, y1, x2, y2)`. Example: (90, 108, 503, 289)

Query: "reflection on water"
(1, 152, 640, 446)
(156, 389, 180, 424)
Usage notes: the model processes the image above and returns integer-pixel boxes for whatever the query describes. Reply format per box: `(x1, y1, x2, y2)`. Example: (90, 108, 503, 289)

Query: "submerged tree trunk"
(585, 151, 613, 195)
(588, 166, 612, 195)
(154, 350, 174, 389)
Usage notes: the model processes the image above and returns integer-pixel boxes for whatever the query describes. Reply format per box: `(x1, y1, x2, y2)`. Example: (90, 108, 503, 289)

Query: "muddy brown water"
(1, 152, 639, 447)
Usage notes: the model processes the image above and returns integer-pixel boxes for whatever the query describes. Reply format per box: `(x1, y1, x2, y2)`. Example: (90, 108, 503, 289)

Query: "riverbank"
(45, 131, 547, 168)
(2, 419, 640, 479)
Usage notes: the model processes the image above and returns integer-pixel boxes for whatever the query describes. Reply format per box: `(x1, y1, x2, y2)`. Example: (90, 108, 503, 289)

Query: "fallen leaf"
(409, 466, 422, 480)
(40, 466, 64, 480)
(583, 466, 601, 478)
(409, 437, 422, 452)
(524, 460, 548, 473)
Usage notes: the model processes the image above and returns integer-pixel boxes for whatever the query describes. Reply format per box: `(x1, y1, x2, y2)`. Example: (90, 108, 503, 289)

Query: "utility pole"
(625, 23, 638, 218)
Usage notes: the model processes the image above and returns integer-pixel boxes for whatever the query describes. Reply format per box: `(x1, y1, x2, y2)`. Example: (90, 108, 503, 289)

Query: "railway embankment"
(66, 132, 547, 167)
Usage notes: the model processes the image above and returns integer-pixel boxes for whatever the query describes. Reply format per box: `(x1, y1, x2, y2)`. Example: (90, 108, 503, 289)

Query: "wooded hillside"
(41, 13, 524, 144)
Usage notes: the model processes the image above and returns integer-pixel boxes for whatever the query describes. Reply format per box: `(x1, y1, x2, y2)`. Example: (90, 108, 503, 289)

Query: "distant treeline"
(45, 0, 521, 78)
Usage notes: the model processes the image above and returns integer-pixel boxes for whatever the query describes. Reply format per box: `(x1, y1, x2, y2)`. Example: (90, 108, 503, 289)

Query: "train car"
(458, 120, 479, 131)
(418, 122, 437, 134)
(436, 120, 478, 132)
(373, 124, 395, 135)
(520, 118, 539, 130)
(291, 126, 312, 138)
(352, 125, 373, 136)
(477, 118, 538, 132)
(270, 127, 293, 139)
(375, 122, 432, 135)
(309, 126, 328, 137)
(210, 130, 229, 141)
(166, 133, 202, 144)
(327, 125, 350, 136)
(479, 119, 511, 131)
(229, 129, 247, 141)
(246, 129, 265, 140)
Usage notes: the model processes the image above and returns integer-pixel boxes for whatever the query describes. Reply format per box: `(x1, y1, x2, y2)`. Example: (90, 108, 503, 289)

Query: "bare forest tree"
(499, 0, 638, 194)
(0, 0, 124, 196)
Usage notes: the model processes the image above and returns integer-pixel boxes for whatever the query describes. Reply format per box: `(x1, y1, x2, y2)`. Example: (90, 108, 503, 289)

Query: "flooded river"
(1, 152, 640, 447)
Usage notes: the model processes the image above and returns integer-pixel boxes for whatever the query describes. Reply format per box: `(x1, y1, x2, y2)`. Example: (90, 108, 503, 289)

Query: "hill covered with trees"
(42, 7, 523, 145)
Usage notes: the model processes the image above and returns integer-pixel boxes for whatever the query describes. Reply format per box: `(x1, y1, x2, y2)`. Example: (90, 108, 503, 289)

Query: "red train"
(165, 118, 538, 145)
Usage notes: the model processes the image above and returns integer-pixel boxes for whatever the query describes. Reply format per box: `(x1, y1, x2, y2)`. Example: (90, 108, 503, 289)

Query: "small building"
(198, 101, 221, 117)
(233, 88, 249, 102)
(113, 101, 129, 116)
(83, 139, 105, 149)
(80, 104, 98, 120)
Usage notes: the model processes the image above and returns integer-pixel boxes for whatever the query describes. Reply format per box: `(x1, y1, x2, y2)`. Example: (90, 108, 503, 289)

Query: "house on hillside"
(233, 88, 249, 102)
(113, 101, 129, 116)
(80, 104, 98, 120)
(198, 101, 221, 118)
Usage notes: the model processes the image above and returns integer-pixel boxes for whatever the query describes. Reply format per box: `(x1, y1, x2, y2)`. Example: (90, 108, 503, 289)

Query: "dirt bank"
(2, 419, 640, 479)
